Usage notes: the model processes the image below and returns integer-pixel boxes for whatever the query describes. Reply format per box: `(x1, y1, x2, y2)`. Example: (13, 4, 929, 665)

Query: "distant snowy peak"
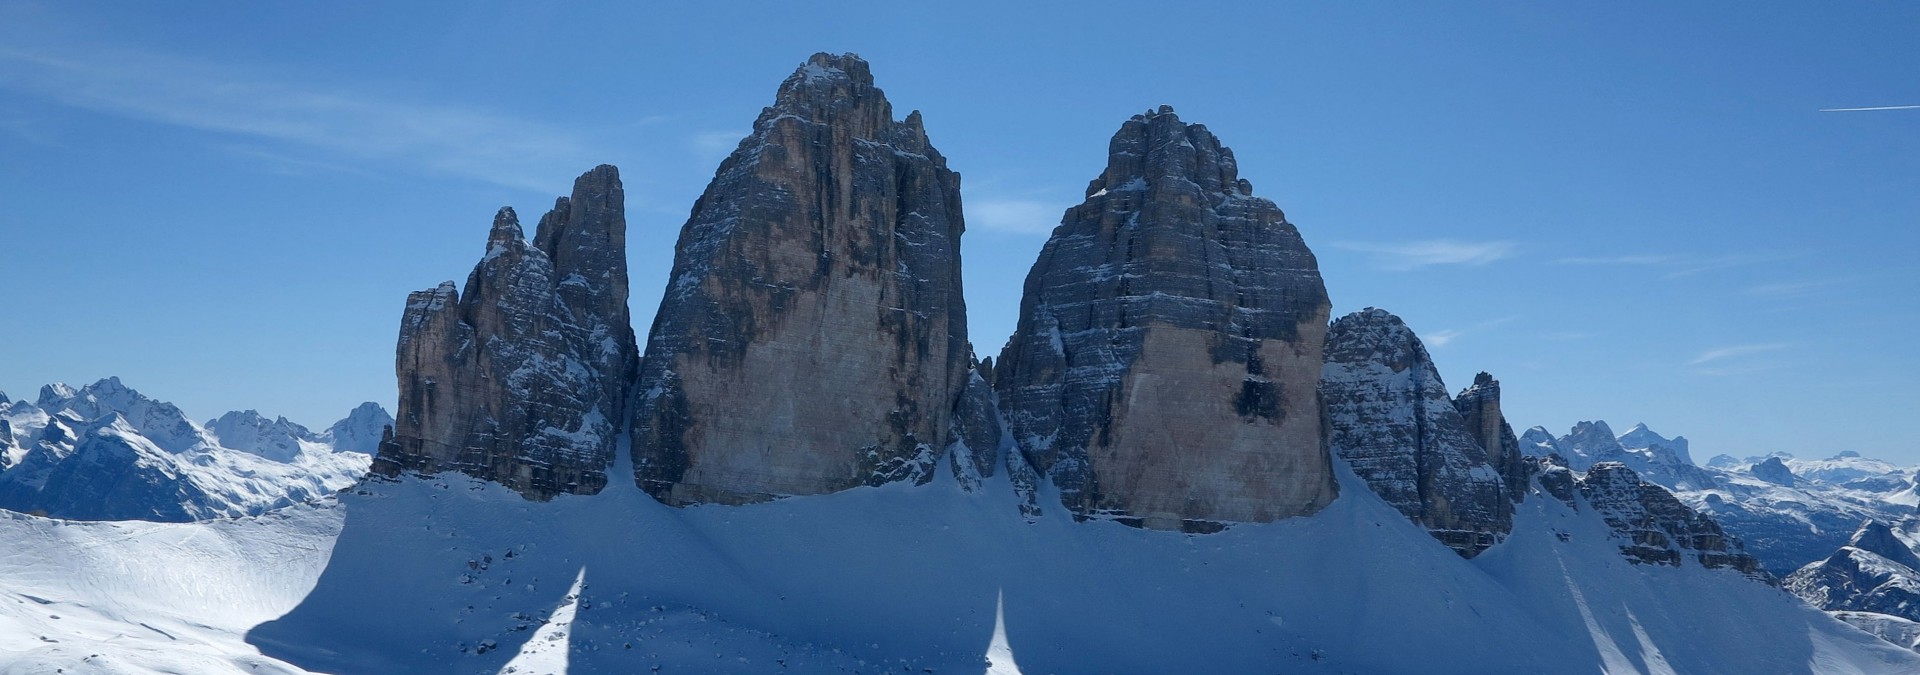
(1786, 520, 1920, 651)
(1617, 422, 1695, 466)
(0, 378, 375, 522)
(31, 377, 206, 454)
(322, 402, 392, 455)
(208, 410, 320, 462)
(1519, 426, 1561, 457)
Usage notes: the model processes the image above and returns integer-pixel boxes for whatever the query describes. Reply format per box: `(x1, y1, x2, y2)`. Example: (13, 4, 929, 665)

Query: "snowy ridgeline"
(0, 378, 388, 522)
(1518, 419, 1920, 577)
(6, 457, 1909, 675)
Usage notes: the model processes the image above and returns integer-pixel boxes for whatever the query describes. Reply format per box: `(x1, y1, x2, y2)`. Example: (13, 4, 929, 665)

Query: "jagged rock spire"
(1321, 308, 1512, 556)
(372, 165, 636, 499)
(994, 106, 1336, 530)
(630, 53, 971, 505)
(1454, 372, 1533, 501)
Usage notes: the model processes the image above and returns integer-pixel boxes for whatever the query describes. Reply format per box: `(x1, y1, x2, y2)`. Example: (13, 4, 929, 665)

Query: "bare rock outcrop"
(1452, 372, 1534, 501)
(371, 166, 637, 499)
(1580, 461, 1770, 581)
(1321, 308, 1512, 556)
(993, 106, 1335, 530)
(629, 53, 971, 505)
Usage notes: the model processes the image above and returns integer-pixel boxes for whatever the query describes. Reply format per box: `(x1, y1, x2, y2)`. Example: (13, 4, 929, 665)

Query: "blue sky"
(2, 2, 1915, 461)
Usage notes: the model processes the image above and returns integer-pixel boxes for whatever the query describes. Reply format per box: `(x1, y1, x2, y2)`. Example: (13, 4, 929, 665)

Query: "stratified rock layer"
(1321, 309, 1511, 556)
(995, 106, 1335, 530)
(372, 166, 637, 499)
(631, 53, 970, 505)
(1580, 462, 1770, 581)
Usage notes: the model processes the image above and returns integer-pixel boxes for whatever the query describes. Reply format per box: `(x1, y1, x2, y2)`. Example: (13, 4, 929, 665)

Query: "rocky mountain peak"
(1849, 520, 1920, 570)
(1082, 105, 1252, 201)
(631, 53, 969, 506)
(1753, 456, 1797, 486)
(1453, 371, 1533, 501)
(324, 402, 392, 456)
(373, 165, 636, 500)
(994, 106, 1334, 530)
(1323, 308, 1512, 556)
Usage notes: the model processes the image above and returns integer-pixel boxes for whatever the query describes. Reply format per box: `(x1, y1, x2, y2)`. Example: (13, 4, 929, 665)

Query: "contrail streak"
(1819, 105, 1920, 112)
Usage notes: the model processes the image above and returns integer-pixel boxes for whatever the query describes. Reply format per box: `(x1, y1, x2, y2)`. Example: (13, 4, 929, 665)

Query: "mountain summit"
(629, 53, 972, 505)
(993, 105, 1336, 530)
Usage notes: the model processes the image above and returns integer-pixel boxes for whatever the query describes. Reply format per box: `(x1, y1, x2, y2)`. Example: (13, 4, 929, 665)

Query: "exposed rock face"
(1579, 462, 1770, 581)
(1786, 521, 1920, 651)
(372, 166, 637, 500)
(948, 358, 1007, 490)
(630, 53, 970, 505)
(1534, 454, 1579, 508)
(993, 106, 1334, 530)
(1452, 372, 1533, 501)
(1322, 309, 1511, 556)
(1752, 456, 1797, 487)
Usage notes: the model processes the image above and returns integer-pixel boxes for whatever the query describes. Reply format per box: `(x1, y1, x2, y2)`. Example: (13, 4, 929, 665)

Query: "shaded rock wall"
(994, 106, 1335, 530)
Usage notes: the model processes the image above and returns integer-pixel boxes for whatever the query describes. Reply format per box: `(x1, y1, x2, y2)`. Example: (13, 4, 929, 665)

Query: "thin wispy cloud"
(1746, 278, 1849, 298)
(1424, 329, 1464, 347)
(1688, 343, 1787, 366)
(1819, 105, 1920, 112)
(1330, 239, 1518, 271)
(1664, 252, 1800, 278)
(965, 197, 1062, 235)
(1419, 316, 1514, 349)
(1552, 250, 1799, 278)
(0, 44, 599, 192)
(691, 130, 747, 164)
(1553, 254, 1673, 266)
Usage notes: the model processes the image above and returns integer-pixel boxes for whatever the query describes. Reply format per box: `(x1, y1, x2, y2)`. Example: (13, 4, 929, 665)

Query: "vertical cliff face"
(994, 106, 1335, 530)
(630, 53, 971, 505)
(371, 166, 636, 499)
(1321, 309, 1513, 557)
(1452, 372, 1533, 501)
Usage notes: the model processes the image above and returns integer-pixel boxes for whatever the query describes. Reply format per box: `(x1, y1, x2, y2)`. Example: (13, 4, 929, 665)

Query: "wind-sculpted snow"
(1322, 308, 1512, 556)
(630, 52, 971, 506)
(0, 379, 375, 522)
(372, 165, 637, 500)
(993, 105, 1335, 530)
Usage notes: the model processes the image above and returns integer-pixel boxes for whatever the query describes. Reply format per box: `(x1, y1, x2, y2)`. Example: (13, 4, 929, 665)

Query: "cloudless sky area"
(2, 2, 1915, 461)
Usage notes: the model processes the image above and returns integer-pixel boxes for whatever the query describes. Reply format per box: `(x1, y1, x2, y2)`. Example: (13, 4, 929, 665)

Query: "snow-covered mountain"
(1514, 419, 1920, 577)
(1787, 520, 1920, 652)
(0, 378, 386, 521)
(7, 52, 1916, 674)
(1680, 453, 1918, 577)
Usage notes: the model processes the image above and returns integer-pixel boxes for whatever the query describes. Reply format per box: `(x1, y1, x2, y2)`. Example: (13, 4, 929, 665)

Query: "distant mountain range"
(0, 377, 386, 521)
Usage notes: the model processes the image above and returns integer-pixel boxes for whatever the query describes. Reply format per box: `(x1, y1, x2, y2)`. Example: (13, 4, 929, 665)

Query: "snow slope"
(0, 501, 344, 674)
(236, 450, 1919, 674)
(6, 449, 1915, 673)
